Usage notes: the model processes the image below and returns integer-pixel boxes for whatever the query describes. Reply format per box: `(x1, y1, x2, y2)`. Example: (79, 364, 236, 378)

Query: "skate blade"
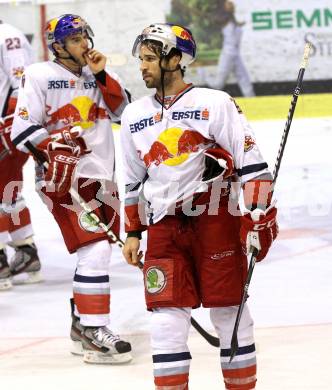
(0, 278, 12, 291)
(83, 350, 132, 364)
(12, 271, 43, 285)
(70, 340, 84, 356)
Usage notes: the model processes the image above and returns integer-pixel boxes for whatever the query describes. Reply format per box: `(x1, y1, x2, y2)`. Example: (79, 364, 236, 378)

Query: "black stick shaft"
(273, 43, 311, 184)
(229, 43, 311, 363)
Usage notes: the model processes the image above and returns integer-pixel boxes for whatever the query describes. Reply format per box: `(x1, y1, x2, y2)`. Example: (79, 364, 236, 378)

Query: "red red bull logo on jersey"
(143, 128, 210, 168)
(244, 135, 255, 152)
(12, 66, 24, 79)
(18, 107, 29, 121)
(46, 96, 109, 129)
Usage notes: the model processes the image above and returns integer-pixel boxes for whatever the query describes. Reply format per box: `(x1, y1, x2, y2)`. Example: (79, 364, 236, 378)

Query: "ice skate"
(9, 243, 42, 285)
(81, 326, 132, 364)
(69, 298, 84, 356)
(0, 250, 12, 290)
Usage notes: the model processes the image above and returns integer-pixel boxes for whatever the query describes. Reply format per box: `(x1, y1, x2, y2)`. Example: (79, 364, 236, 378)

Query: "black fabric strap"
(94, 69, 107, 86)
(236, 163, 268, 177)
(127, 231, 142, 240)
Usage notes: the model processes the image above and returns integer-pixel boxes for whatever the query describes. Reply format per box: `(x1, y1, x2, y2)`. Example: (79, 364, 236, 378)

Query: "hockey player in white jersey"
(0, 20, 42, 290)
(121, 24, 278, 388)
(11, 14, 131, 364)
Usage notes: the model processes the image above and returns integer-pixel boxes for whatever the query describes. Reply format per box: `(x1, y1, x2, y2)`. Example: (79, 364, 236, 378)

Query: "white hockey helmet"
(132, 23, 196, 68)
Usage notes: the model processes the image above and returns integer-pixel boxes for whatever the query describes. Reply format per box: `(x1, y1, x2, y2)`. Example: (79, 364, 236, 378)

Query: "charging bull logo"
(46, 96, 109, 129)
(72, 17, 84, 27)
(143, 128, 210, 168)
(18, 107, 29, 120)
(12, 67, 24, 79)
(171, 26, 192, 41)
(244, 135, 255, 152)
(45, 18, 59, 34)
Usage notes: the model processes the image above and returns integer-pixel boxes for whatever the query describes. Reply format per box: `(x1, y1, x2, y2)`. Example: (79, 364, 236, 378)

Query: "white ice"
(1, 117, 332, 389)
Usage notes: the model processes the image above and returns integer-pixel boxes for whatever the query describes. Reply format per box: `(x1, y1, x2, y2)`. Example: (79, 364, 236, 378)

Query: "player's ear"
(52, 42, 63, 56)
(170, 53, 181, 68)
(165, 50, 182, 72)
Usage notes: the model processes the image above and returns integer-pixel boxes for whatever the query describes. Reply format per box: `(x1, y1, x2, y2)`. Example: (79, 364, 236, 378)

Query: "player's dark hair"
(142, 39, 185, 76)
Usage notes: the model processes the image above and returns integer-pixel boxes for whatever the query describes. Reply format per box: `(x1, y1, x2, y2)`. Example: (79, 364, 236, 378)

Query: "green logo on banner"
(252, 8, 332, 30)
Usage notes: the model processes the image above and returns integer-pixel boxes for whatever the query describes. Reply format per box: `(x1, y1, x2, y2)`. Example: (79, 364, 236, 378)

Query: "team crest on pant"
(78, 211, 103, 233)
(145, 267, 167, 294)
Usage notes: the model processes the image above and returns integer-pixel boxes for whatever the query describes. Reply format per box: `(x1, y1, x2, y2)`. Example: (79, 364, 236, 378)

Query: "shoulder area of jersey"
(22, 61, 56, 78)
(194, 86, 230, 99)
(0, 23, 26, 41)
(122, 93, 153, 115)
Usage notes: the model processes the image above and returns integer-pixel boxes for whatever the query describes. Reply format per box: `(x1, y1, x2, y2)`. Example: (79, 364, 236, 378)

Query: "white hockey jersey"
(11, 60, 128, 181)
(120, 84, 270, 229)
(0, 22, 34, 117)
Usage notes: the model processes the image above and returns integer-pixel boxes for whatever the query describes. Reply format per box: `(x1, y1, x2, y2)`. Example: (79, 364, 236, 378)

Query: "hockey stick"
(229, 43, 312, 363)
(0, 114, 14, 127)
(0, 114, 15, 161)
(190, 316, 220, 347)
(24, 140, 220, 348)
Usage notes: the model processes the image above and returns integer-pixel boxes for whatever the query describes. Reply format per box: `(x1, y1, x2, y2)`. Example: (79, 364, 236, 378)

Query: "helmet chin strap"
(159, 57, 181, 119)
(58, 49, 80, 66)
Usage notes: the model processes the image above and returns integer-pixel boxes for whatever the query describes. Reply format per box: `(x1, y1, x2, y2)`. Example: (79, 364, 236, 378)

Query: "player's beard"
(144, 71, 173, 91)
(65, 48, 87, 67)
(143, 74, 160, 89)
(73, 53, 87, 67)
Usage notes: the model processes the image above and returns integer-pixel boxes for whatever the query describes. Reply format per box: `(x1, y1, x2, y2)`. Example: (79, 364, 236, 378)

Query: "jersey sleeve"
(11, 67, 49, 153)
(0, 33, 33, 92)
(210, 94, 271, 185)
(120, 108, 148, 233)
(94, 68, 129, 121)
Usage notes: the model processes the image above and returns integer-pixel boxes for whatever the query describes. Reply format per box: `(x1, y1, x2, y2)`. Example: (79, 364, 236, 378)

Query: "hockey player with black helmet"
(11, 14, 131, 364)
(121, 23, 278, 388)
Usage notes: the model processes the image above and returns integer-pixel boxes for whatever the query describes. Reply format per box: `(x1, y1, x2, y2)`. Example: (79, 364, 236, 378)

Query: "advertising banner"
(167, 0, 332, 95)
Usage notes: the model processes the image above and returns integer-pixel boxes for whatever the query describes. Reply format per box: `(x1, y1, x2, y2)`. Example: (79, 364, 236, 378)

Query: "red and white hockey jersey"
(11, 60, 128, 181)
(120, 84, 270, 229)
(0, 22, 34, 117)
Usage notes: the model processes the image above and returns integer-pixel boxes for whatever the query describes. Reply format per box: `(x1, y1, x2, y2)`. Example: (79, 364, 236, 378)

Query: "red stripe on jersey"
(8, 207, 31, 232)
(154, 373, 189, 388)
(96, 74, 124, 113)
(74, 293, 110, 314)
(124, 204, 146, 232)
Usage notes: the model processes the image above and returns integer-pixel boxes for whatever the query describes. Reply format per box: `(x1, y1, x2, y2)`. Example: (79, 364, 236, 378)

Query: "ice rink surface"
(1, 117, 332, 389)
